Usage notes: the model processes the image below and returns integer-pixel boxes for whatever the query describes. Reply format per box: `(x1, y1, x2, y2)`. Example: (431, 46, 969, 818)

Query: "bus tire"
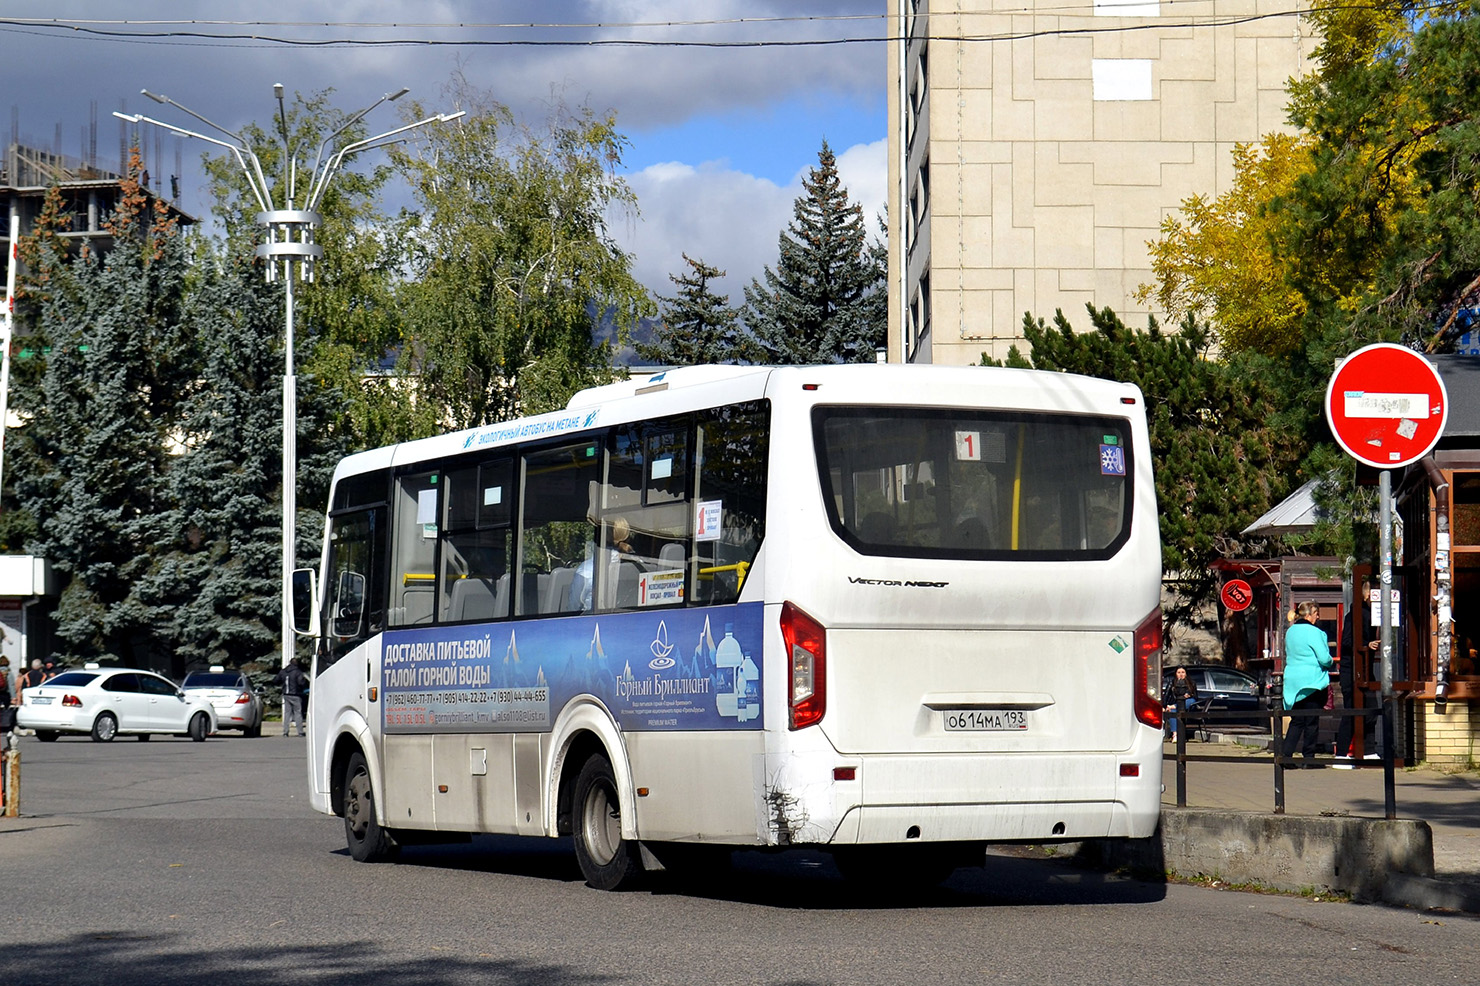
(343, 751, 398, 863)
(572, 753, 642, 891)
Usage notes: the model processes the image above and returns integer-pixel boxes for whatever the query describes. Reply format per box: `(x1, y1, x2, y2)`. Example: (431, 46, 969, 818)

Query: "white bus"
(301, 363, 1164, 890)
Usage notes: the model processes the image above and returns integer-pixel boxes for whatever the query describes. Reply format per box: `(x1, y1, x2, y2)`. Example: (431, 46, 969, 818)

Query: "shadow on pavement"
(0, 936, 612, 986)
(378, 835, 1168, 910)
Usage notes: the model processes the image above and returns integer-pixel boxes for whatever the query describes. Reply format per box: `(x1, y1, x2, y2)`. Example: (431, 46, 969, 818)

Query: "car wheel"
(189, 712, 209, 742)
(36, 730, 59, 743)
(137, 734, 152, 742)
(91, 712, 118, 743)
(572, 753, 643, 891)
(245, 718, 261, 738)
(343, 751, 398, 863)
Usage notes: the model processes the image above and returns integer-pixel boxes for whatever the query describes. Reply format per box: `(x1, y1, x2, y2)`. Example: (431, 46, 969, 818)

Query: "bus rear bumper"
(830, 799, 1154, 845)
(763, 748, 1162, 846)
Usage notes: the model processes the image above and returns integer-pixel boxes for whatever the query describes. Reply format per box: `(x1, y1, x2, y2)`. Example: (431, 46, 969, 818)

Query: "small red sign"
(1220, 579, 1254, 612)
(1325, 343, 1448, 470)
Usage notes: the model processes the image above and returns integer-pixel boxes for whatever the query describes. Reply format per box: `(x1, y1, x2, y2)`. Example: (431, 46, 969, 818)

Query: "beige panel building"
(887, 0, 1317, 365)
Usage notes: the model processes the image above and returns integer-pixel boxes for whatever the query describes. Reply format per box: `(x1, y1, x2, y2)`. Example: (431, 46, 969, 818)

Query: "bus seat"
(492, 574, 511, 618)
(615, 559, 642, 608)
(448, 577, 498, 622)
(543, 567, 576, 614)
(400, 583, 435, 626)
(858, 512, 897, 544)
(658, 542, 686, 567)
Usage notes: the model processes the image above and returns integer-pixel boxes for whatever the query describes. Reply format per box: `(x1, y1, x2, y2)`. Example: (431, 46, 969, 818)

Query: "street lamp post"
(115, 88, 462, 668)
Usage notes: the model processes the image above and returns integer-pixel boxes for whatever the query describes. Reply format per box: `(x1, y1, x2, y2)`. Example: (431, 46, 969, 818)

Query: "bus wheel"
(343, 751, 398, 863)
(572, 753, 642, 891)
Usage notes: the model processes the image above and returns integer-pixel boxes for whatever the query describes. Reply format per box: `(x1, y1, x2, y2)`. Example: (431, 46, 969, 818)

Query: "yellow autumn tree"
(1135, 134, 1315, 354)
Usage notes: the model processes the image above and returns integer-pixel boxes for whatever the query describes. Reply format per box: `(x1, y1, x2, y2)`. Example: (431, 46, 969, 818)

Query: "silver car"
(17, 666, 217, 742)
(181, 668, 265, 737)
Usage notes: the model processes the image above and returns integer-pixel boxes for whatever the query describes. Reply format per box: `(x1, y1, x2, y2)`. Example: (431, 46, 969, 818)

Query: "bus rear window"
(813, 407, 1133, 560)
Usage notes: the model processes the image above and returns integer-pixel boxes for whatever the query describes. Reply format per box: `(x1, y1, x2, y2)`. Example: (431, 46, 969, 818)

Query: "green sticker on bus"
(1108, 635, 1128, 653)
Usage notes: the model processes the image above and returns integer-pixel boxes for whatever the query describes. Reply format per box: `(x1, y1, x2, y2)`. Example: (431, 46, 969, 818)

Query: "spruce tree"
(15, 155, 199, 667)
(636, 254, 758, 365)
(743, 140, 886, 364)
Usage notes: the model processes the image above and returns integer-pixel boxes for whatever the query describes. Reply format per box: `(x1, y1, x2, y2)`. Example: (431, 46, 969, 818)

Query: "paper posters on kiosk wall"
(380, 602, 764, 734)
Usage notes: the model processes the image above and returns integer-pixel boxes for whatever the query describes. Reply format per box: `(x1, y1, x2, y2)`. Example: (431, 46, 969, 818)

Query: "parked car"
(1162, 664, 1270, 730)
(16, 666, 216, 743)
(182, 667, 264, 737)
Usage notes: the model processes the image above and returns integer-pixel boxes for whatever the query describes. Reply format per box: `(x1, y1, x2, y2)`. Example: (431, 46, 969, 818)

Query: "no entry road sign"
(1325, 343, 1448, 470)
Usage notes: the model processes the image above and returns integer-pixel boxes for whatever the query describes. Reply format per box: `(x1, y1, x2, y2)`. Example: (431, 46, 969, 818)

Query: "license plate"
(944, 709, 1027, 731)
(32, 696, 52, 705)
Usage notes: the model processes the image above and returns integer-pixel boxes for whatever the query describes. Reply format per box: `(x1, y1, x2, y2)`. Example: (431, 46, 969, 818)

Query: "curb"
(1382, 873, 1480, 914)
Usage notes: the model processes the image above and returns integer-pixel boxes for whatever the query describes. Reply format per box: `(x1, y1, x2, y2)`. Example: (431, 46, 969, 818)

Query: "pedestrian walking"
(1281, 601, 1334, 766)
(274, 659, 309, 737)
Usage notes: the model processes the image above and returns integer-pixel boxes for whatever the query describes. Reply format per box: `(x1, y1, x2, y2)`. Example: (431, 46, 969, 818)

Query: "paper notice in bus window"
(696, 500, 722, 541)
(638, 569, 685, 605)
(483, 485, 502, 506)
(417, 489, 437, 524)
(955, 431, 981, 461)
(651, 457, 673, 480)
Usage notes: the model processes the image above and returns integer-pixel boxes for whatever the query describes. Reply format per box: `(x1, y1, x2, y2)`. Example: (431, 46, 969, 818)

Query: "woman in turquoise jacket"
(1282, 601, 1334, 765)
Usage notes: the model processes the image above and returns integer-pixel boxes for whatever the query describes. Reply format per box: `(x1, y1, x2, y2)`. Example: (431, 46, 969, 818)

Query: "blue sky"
(0, 3, 887, 302)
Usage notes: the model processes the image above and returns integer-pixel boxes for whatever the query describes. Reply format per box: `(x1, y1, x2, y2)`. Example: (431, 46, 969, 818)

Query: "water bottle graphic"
(739, 650, 760, 723)
(715, 623, 743, 718)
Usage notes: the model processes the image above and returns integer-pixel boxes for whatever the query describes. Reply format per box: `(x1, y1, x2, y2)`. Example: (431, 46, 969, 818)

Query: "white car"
(16, 666, 217, 743)
(181, 667, 265, 737)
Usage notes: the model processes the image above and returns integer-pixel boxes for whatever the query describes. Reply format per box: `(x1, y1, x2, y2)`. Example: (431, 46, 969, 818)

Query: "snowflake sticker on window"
(1099, 444, 1126, 476)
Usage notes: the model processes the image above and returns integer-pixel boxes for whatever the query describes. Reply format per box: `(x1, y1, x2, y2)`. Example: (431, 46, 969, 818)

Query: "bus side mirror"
(292, 568, 319, 636)
(332, 570, 366, 638)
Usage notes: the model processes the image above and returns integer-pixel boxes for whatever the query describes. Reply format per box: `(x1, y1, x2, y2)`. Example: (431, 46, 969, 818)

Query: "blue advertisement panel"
(381, 602, 764, 734)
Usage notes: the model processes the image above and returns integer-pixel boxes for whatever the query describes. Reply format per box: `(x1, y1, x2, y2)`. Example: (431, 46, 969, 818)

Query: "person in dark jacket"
(274, 659, 309, 737)
(1165, 666, 1199, 742)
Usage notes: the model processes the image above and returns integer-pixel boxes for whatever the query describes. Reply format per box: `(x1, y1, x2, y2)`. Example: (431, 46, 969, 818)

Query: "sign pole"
(1378, 469, 1396, 819)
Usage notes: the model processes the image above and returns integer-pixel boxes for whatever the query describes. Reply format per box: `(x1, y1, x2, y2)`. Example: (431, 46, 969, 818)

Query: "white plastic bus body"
(305, 363, 1164, 887)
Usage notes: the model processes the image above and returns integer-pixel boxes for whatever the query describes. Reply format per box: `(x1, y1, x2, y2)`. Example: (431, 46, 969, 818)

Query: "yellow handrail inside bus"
(1011, 424, 1025, 550)
(403, 573, 435, 586)
(697, 560, 750, 591)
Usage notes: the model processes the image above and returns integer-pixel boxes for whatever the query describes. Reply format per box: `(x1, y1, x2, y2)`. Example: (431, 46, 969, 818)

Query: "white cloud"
(618, 137, 888, 306)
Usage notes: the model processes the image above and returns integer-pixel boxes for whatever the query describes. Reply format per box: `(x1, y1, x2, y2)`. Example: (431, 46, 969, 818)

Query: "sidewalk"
(1163, 735, 1480, 912)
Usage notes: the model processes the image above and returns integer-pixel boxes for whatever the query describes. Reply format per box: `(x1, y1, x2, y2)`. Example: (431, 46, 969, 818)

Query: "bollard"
(2, 747, 17, 817)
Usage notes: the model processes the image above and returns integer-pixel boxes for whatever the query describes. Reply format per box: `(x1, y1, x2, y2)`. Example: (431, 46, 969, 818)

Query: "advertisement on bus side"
(380, 602, 764, 733)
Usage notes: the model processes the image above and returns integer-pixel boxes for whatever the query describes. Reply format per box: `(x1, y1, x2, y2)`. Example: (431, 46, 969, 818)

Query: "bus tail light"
(781, 602, 826, 730)
(1133, 608, 1163, 731)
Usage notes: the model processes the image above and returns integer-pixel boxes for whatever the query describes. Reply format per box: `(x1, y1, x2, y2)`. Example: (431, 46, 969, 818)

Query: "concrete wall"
(1084, 807, 1435, 901)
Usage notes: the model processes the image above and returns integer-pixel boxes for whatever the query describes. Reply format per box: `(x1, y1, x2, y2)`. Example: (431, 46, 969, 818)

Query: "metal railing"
(1164, 703, 1398, 819)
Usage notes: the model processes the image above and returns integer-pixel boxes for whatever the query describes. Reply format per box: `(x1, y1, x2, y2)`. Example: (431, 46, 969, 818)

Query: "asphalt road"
(2, 734, 1478, 986)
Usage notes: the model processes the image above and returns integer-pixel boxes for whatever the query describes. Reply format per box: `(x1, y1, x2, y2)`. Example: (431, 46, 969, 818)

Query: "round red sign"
(1324, 343, 1448, 470)
(1220, 578, 1254, 612)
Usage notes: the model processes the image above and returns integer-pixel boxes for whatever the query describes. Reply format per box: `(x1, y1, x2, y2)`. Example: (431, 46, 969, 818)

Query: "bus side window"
(389, 471, 439, 627)
(518, 441, 603, 616)
(440, 459, 513, 623)
(692, 401, 769, 606)
(322, 504, 386, 668)
(601, 418, 692, 612)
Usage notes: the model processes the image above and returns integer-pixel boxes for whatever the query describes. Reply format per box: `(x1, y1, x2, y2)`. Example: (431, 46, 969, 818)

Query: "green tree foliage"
(990, 307, 1302, 630)
(12, 159, 200, 666)
(200, 88, 402, 450)
(389, 80, 653, 435)
(743, 141, 886, 364)
(636, 254, 758, 365)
